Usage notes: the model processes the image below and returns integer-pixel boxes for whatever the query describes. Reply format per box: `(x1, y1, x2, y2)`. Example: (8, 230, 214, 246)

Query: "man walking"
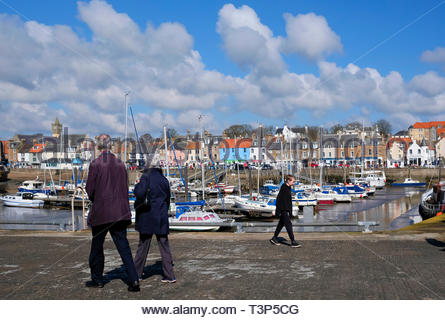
(270, 174, 301, 248)
(133, 165, 176, 283)
(85, 134, 140, 292)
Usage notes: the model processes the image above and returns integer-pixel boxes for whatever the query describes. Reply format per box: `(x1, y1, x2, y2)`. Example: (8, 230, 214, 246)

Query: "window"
(418, 149, 421, 154)
(243, 148, 246, 152)
(409, 150, 412, 155)
(328, 152, 332, 157)
(323, 152, 325, 157)
(303, 151, 307, 157)
(341, 151, 344, 157)
(351, 151, 354, 157)
(369, 149, 372, 155)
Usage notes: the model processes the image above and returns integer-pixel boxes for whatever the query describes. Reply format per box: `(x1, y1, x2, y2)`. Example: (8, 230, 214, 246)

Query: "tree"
(223, 124, 253, 138)
(374, 119, 392, 137)
(330, 124, 343, 134)
(306, 126, 320, 141)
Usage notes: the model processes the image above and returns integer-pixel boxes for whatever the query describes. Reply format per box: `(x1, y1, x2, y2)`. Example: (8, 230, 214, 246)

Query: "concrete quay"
(1, 229, 445, 300)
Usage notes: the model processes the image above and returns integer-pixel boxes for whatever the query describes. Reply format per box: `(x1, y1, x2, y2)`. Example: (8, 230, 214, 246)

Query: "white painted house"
(407, 140, 435, 166)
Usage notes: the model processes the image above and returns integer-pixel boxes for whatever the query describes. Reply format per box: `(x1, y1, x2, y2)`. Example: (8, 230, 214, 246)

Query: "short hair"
(97, 134, 111, 151)
(285, 174, 296, 182)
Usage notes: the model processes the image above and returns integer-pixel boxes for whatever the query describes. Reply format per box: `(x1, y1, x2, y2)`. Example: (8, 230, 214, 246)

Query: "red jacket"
(86, 152, 131, 227)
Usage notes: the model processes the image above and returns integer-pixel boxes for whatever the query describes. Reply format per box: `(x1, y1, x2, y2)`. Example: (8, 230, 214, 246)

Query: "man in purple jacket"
(85, 134, 140, 292)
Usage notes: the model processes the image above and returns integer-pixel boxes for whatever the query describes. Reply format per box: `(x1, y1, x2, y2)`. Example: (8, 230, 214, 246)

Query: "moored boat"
(169, 210, 226, 231)
(293, 192, 318, 207)
(0, 192, 44, 208)
(391, 178, 426, 187)
(418, 182, 445, 220)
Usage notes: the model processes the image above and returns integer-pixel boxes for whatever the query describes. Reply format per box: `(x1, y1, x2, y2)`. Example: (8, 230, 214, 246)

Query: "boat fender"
(436, 212, 443, 216)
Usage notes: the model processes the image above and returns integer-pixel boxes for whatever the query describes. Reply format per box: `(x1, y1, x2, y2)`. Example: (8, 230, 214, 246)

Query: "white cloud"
(217, 3, 285, 76)
(410, 71, 445, 97)
(282, 12, 342, 60)
(421, 47, 445, 64)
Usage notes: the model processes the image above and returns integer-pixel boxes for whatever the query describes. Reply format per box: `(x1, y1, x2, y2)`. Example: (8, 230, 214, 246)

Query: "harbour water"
(0, 186, 424, 232)
(310, 186, 423, 232)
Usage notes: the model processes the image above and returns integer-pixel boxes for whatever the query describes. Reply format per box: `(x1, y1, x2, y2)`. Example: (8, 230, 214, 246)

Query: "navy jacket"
(86, 152, 131, 227)
(275, 183, 293, 214)
(134, 168, 171, 235)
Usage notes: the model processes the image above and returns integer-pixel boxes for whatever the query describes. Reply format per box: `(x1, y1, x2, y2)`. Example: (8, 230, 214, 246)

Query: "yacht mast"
(163, 125, 169, 178)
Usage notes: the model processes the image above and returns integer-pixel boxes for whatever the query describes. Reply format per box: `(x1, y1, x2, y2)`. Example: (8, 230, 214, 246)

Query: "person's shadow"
(140, 261, 163, 280)
(101, 261, 164, 284)
(425, 238, 445, 252)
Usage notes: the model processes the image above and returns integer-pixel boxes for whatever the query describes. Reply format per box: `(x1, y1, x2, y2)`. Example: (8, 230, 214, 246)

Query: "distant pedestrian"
(270, 174, 301, 248)
(133, 165, 176, 283)
(85, 134, 140, 292)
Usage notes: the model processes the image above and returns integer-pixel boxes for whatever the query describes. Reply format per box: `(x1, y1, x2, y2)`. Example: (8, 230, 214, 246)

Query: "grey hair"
(97, 134, 111, 151)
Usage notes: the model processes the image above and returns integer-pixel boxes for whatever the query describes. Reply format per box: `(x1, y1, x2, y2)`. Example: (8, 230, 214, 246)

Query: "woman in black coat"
(133, 167, 176, 283)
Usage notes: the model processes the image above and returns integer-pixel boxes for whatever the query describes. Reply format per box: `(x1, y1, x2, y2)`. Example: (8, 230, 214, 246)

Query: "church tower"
(52, 117, 62, 138)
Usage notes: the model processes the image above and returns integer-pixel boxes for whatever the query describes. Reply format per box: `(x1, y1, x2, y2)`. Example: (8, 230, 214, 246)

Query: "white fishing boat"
(349, 171, 386, 189)
(234, 196, 276, 213)
(0, 192, 44, 208)
(293, 192, 318, 207)
(169, 210, 227, 231)
(344, 184, 368, 198)
(18, 180, 46, 194)
(329, 189, 352, 203)
(313, 191, 335, 205)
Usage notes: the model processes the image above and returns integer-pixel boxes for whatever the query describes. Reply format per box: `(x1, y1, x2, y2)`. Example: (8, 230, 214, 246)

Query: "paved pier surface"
(1, 230, 445, 300)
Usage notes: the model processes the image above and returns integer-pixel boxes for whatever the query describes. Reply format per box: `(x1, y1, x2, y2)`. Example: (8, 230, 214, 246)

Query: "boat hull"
(1, 200, 44, 208)
(169, 225, 220, 232)
(391, 183, 426, 187)
(317, 199, 334, 205)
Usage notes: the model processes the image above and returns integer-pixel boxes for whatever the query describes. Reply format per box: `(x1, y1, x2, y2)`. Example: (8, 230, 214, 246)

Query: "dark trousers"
(273, 211, 295, 242)
(89, 222, 138, 283)
(134, 234, 175, 280)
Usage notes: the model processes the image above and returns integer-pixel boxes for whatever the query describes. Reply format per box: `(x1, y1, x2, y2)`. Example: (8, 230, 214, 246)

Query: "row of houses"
(2, 119, 445, 169)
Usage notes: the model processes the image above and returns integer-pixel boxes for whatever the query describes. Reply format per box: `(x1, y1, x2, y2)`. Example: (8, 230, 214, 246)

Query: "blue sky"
(1, 0, 445, 138)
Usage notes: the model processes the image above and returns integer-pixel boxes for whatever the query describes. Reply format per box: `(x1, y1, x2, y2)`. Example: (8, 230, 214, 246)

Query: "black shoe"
(270, 237, 280, 246)
(128, 281, 140, 292)
(291, 241, 301, 248)
(86, 280, 104, 288)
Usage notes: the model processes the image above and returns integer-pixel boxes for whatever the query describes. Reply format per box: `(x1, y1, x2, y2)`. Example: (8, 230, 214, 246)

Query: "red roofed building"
(219, 138, 252, 163)
(409, 121, 445, 145)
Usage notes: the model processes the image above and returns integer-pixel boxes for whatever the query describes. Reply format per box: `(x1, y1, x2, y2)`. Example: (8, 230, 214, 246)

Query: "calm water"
(312, 186, 424, 231)
(0, 186, 424, 232)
